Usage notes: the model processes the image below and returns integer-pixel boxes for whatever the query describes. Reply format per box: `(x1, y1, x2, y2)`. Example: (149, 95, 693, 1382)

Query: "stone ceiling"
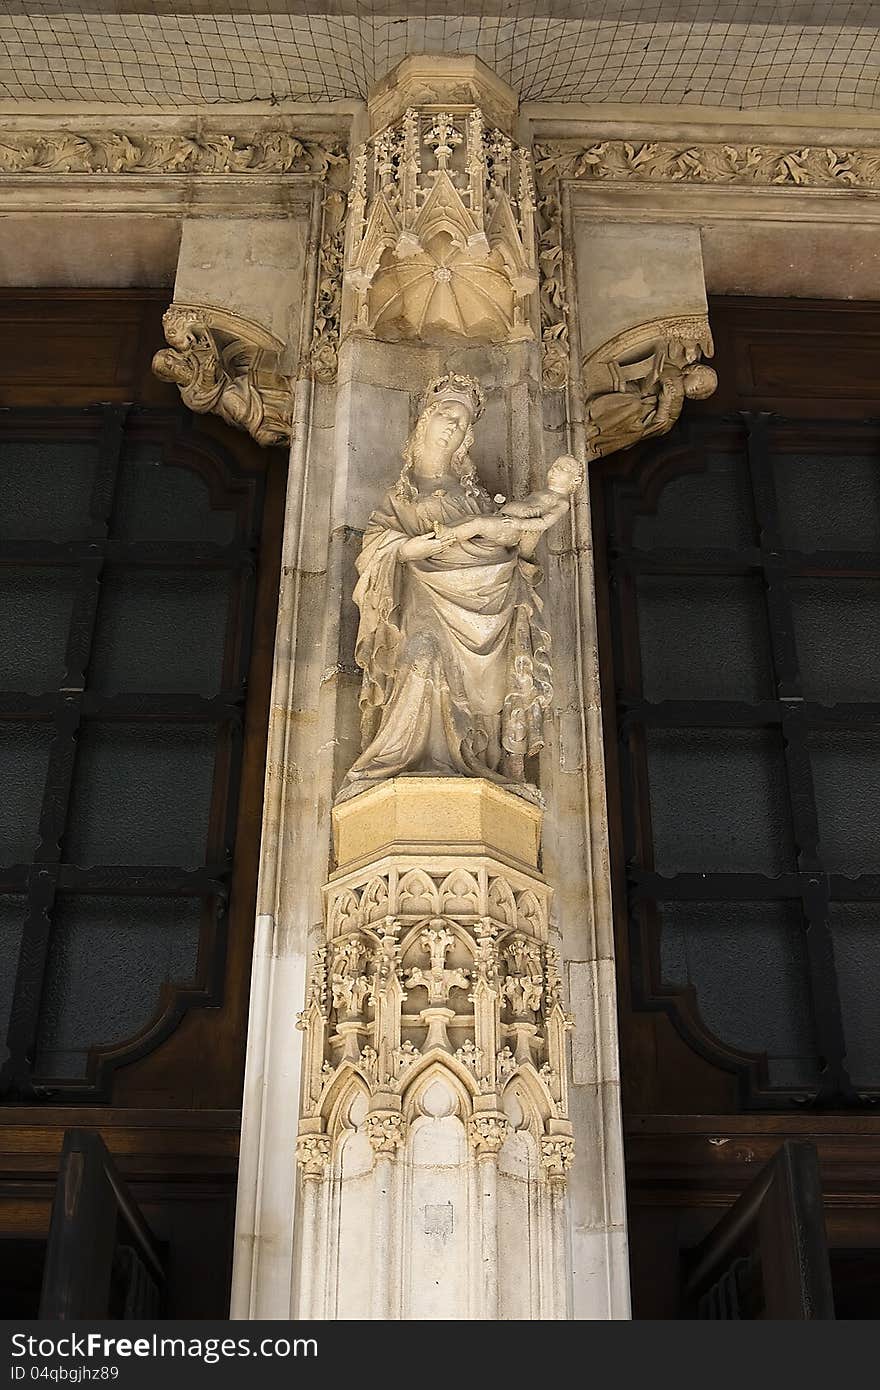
(3, 2, 880, 109)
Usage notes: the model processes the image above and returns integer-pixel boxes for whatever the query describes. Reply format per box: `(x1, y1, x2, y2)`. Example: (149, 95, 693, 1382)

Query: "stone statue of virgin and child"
(338, 372, 582, 803)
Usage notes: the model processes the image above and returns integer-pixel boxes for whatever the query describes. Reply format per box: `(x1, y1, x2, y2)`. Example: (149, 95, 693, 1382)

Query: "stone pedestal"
(295, 777, 574, 1320)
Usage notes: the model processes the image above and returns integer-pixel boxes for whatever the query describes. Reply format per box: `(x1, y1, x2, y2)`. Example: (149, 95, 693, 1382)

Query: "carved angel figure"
(585, 335, 717, 458)
(152, 307, 291, 447)
(340, 373, 577, 799)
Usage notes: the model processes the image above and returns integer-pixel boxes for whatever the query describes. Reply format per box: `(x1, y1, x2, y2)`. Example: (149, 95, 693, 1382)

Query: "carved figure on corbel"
(152, 305, 293, 446)
(582, 315, 718, 459)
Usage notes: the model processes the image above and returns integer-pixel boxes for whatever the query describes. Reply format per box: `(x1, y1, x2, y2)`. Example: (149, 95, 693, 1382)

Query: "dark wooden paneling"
(593, 297, 880, 1317)
(0, 292, 173, 407)
(626, 1115, 880, 1317)
(697, 297, 880, 417)
(0, 290, 285, 1316)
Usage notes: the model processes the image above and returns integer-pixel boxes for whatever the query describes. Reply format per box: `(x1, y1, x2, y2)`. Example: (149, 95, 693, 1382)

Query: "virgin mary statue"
(339, 372, 560, 801)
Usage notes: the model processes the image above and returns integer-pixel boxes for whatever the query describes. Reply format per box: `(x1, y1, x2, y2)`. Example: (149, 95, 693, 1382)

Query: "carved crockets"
(344, 107, 538, 343)
(152, 305, 293, 447)
(295, 856, 574, 1184)
(582, 314, 718, 458)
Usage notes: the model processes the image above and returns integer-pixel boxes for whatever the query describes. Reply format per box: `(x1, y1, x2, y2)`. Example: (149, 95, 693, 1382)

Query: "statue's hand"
(399, 532, 449, 560)
(436, 517, 481, 543)
(465, 515, 539, 546)
(498, 501, 543, 518)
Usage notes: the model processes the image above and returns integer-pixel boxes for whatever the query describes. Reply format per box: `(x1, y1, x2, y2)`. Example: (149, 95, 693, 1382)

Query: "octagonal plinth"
(367, 54, 519, 136)
(332, 776, 542, 873)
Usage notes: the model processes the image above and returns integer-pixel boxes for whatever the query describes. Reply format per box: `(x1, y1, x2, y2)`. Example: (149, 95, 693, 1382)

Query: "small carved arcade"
(296, 855, 574, 1185)
(344, 106, 538, 343)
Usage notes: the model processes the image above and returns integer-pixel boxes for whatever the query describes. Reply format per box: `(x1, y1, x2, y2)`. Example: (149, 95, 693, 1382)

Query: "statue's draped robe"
(344, 481, 552, 792)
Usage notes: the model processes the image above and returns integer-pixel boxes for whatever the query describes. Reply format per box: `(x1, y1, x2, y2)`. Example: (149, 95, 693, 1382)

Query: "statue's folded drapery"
(343, 483, 551, 793)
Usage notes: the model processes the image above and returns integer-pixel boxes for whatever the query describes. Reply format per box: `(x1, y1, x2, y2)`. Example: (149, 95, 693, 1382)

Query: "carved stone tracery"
(296, 849, 573, 1185)
(344, 105, 538, 344)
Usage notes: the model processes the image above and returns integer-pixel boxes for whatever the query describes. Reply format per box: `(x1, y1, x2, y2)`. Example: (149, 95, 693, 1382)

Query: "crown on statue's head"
(421, 372, 486, 422)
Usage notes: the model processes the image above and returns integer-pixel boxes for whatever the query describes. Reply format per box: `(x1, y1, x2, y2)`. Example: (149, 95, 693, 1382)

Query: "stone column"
(160, 56, 645, 1322)
(296, 778, 573, 1319)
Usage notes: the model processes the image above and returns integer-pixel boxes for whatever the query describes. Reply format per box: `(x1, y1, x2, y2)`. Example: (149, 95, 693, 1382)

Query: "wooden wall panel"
(593, 296, 880, 1318)
(0, 290, 286, 1316)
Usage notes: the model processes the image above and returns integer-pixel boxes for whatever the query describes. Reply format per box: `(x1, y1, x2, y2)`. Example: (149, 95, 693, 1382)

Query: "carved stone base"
(332, 775, 543, 870)
(295, 777, 573, 1319)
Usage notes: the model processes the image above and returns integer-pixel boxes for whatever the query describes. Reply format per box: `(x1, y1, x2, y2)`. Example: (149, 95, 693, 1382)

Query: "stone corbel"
(152, 304, 293, 447)
(571, 220, 716, 458)
(582, 313, 718, 460)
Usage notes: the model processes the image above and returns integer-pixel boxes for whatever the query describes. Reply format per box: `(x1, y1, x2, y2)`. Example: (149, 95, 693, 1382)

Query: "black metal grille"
(603, 411, 880, 1108)
(0, 406, 264, 1099)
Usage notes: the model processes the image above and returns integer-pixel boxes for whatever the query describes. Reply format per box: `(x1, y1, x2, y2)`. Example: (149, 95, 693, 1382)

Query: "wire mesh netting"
(3, 2, 880, 109)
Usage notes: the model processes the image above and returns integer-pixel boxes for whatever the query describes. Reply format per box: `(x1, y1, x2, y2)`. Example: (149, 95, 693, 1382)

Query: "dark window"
(0, 405, 268, 1098)
(598, 411, 880, 1107)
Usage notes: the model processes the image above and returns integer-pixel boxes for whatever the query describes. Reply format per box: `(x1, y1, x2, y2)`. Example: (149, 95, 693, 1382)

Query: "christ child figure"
(435, 452, 584, 557)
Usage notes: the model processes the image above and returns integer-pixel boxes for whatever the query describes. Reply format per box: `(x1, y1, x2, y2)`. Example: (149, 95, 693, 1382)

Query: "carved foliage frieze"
(311, 187, 347, 383)
(534, 139, 880, 191)
(0, 130, 346, 177)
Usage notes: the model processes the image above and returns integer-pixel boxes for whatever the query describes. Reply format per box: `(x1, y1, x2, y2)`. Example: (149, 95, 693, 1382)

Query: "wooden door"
(684, 1141, 834, 1318)
(40, 1129, 165, 1318)
(0, 290, 287, 1316)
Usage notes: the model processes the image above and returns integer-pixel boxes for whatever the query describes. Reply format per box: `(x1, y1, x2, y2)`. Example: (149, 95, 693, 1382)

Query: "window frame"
(594, 400, 880, 1110)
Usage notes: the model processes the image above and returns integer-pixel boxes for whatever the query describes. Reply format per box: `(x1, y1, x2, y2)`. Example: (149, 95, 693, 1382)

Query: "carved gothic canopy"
(344, 108, 538, 345)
